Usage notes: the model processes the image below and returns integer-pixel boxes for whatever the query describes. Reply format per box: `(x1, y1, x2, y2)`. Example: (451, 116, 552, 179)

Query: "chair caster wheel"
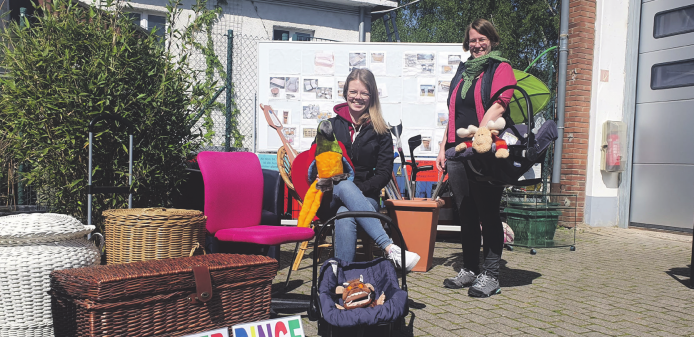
(530, 249, 537, 255)
(506, 245, 514, 251)
(570, 246, 576, 251)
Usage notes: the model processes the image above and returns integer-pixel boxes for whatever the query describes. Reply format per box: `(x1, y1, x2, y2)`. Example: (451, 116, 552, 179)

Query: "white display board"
(257, 41, 470, 156)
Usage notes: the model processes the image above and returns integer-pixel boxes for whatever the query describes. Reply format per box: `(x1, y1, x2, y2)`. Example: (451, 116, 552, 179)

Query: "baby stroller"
(308, 211, 410, 337)
(460, 84, 558, 186)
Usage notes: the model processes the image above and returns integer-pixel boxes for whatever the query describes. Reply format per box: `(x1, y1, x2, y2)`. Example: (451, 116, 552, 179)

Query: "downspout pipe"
(551, 0, 569, 186)
(359, 7, 365, 42)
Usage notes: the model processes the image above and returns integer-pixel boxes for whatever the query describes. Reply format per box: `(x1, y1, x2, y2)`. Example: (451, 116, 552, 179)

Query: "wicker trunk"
(50, 254, 278, 337)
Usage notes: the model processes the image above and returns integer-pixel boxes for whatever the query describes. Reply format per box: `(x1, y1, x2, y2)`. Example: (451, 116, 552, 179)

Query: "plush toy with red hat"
(296, 120, 354, 228)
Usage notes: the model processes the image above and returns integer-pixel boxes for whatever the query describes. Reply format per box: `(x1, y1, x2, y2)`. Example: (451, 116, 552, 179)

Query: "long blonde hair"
(342, 69, 389, 135)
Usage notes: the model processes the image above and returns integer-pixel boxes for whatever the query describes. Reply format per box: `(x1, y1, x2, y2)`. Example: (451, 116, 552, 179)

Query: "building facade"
(565, 0, 694, 231)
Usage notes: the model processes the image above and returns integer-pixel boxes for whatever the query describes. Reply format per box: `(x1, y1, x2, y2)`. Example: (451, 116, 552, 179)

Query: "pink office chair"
(197, 151, 315, 255)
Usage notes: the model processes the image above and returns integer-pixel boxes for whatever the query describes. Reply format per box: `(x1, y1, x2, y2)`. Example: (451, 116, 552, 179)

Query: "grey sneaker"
(443, 268, 476, 289)
(387, 245, 420, 272)
(468, 272, 501, 297)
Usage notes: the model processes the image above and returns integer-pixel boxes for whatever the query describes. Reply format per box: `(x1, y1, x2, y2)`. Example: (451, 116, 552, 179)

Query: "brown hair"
(342, 68, 389, 135)
(463, 18, 500, 52)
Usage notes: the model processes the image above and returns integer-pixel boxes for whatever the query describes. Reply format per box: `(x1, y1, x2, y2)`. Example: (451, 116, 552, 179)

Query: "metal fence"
(186, 26, 270, 152)
(230, 33, 271, 152)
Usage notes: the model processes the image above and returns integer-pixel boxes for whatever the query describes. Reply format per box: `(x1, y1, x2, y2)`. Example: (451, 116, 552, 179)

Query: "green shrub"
(0, 0, 206, 223)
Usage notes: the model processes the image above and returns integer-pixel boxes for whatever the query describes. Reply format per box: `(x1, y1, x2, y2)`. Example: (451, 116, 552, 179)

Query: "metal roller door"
(630, 0, 694, 231)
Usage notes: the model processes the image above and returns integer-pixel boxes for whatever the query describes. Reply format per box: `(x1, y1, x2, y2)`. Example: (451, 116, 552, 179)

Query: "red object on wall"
(607, 134, 620, 167)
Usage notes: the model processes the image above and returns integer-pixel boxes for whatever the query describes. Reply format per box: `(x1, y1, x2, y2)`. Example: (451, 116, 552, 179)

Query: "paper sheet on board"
(314, 51, 335, 74)
(417, 77, 436, 103)
(438, 52, 462, 76)
(437, 77, 452, 102)
(370, 51, 386, 75)
(348, 52, 367, 73)
(302, 77, 333, 100)
(436, 103, 449, 128)
(301, 101, 333, 125)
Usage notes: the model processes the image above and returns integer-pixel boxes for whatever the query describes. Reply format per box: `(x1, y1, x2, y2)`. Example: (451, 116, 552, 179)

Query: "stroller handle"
(88, 113, 134, 133)
(309, 211, 409, 321)
(484, 84, 536, 156)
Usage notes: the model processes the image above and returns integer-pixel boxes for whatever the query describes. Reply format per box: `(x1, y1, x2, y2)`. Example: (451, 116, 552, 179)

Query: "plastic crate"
(504, 204, 562, 247)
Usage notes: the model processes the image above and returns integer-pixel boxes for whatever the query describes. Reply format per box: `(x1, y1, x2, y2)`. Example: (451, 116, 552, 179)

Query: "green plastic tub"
(503, 204, 562, 247)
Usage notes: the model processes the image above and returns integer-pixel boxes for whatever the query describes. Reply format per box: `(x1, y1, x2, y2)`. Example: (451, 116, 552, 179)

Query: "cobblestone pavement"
(272, 226, 694, 336)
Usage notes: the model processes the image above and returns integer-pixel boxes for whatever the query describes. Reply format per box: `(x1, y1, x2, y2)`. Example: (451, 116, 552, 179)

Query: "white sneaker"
(387, 245, 420, 271)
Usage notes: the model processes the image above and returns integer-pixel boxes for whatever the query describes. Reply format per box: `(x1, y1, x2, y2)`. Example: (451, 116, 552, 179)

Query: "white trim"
(125, 3, 167, 14)
(248, 0, 364, 16)
(618, 0, 643, 229)
(315, 0, 397, 7)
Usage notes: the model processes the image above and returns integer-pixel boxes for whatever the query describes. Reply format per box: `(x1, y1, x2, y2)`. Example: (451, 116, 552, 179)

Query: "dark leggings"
(449, 173, 504, 278)
(446, 158, 505, 278)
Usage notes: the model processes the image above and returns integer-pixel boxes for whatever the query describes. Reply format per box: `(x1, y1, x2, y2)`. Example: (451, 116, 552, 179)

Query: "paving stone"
(420, 325, 465, 336)
(517, 326, 560, 336)
(272, 226, 694, 336)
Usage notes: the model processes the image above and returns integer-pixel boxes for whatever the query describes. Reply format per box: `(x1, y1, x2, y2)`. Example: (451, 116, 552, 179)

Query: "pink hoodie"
(447, 62, 517, 143)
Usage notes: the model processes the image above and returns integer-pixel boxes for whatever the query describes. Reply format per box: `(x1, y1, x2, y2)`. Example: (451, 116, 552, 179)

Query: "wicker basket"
(103, 208, 206, 264)
(0, 213, 101, 337)
(50, 254, 278, 337)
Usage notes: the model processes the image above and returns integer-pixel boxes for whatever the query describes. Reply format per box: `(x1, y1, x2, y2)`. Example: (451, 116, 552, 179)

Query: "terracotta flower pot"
(385, 198, 444, 272)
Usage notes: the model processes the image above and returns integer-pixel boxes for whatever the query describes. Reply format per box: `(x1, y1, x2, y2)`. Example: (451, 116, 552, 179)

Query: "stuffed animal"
(296, 120, 354, 228)
(334, 275, 386, 310)
(454, 118, 509, 158)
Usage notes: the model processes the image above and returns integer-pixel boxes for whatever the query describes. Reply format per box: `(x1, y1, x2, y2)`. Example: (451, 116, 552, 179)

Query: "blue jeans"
(320, 180, 393, 262)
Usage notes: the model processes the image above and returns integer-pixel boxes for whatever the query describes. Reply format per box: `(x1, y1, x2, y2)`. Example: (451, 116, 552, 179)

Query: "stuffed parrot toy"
(297, 120, 354, 228)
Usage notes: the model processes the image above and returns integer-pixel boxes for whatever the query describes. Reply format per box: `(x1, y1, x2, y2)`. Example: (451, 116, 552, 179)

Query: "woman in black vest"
(435, 19, 516, 297)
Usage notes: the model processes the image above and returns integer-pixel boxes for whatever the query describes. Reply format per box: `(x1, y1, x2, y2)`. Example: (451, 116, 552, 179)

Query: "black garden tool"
(406, 135, 433, 197)
(389, 121, 413, 198)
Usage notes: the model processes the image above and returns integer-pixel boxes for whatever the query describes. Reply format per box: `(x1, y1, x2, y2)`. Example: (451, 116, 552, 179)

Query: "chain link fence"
(186, 7, 270, 153)
(229, 33, 271, 152)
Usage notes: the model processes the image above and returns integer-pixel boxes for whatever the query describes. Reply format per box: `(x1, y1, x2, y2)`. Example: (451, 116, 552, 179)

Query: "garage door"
(630, 0, 694, 231)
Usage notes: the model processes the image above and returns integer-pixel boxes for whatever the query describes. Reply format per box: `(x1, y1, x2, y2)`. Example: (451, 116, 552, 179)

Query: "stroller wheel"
(530, 249, 537, 255)
(505, 244, 514, 251)
(570, 245, 576, 251)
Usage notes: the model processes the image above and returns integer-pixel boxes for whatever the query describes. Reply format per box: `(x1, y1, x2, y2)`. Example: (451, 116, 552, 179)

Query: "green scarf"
(460, 50, 509, 100)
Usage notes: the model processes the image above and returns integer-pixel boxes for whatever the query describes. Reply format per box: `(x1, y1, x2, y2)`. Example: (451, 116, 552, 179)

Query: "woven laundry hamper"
(103, 208, 206, 264)
(0, 213, 101, 337)
(50, 254, 278, 337)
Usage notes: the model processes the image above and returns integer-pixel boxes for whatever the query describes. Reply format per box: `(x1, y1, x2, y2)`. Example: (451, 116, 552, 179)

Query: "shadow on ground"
(432, 251, 541, 287)
(666, 265, 692, 289)
(499, 260, 541, 287)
